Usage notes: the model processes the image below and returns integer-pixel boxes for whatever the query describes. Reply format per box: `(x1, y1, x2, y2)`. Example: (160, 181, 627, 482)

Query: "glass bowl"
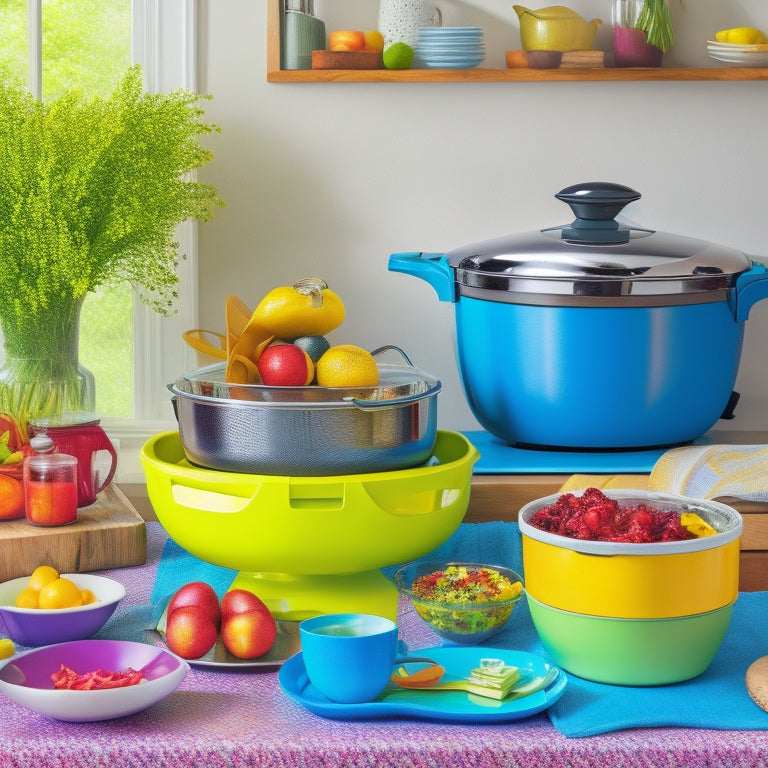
(393, 561, 524, 645)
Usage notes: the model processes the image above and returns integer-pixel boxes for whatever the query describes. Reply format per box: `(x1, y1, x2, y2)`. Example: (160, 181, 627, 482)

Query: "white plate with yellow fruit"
(707, 43, 768, 66)
(0, 567, 125, 647)
(151, 582, 300, 669)
(708, 26, 768, 65)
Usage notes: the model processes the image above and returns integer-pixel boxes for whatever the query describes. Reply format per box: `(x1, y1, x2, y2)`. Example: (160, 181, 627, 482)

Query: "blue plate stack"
(414, 27, 486, 69)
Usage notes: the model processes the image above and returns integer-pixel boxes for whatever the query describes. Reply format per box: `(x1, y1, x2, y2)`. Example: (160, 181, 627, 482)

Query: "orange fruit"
(14, 587, 39, 609)
(38, 577, 84, 609)
(80, 588, 98, 605)
(0, 474, 24, 519)
(28, 565, 59, 592)
(316, 345, 380, 388)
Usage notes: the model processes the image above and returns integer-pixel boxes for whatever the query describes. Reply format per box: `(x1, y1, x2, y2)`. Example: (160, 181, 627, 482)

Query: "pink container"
(614, 25, 663, 67)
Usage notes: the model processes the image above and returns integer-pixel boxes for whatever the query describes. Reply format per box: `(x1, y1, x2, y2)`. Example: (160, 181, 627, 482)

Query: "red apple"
(167, 581, 222, 629)
(221, 589, 268, 622)
(329, 30, 365, 52)
(221, 609, 277, 659)
(165, 605, 218, 659)
(256, 343, 314, 386)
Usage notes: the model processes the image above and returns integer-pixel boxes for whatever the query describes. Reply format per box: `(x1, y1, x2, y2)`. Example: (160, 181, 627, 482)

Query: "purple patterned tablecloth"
(1, 523, 768, 768)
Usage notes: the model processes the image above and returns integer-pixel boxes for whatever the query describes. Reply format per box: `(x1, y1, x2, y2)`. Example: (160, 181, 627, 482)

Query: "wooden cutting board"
(312, 50, 383, 69)
(506, 49, 605, 69)
(0, 484, 147, 581)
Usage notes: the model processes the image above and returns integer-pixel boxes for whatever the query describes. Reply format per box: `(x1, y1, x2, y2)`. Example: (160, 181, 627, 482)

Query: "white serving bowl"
(0, 640, 188, 721)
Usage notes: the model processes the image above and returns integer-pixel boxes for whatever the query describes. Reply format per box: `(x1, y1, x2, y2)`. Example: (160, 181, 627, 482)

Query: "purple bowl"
(0, 574, 125, 646)
(0, 640, 189, 721)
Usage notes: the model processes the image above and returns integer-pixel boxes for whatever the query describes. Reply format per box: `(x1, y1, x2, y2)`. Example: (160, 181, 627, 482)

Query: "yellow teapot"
(514, 5, 602, 51)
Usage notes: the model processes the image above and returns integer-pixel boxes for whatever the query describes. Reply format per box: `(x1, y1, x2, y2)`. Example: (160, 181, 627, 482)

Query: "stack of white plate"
(414, 27, 486, 69)
(707, 40, 768, 66)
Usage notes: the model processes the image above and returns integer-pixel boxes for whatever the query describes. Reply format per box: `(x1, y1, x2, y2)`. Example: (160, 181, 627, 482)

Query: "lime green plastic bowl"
(141, 430, 478, 575)
(527, 594, 734, 686)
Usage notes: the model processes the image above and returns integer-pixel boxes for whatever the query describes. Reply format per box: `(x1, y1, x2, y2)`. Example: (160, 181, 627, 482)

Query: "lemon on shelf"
(715, 27, 768, 45)
(365, 30, 385, 52)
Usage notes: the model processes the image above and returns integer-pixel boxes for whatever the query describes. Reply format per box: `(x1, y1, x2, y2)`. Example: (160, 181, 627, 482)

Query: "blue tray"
(464, 430, 711, 475)
(278, 646, 566, 723)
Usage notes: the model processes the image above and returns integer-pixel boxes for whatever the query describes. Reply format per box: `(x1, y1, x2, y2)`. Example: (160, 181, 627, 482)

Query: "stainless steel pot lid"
(445, 182, 753, 303)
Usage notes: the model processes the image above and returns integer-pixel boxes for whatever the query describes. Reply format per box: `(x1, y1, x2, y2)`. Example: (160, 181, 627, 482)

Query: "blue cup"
(299, 613, 399, 704)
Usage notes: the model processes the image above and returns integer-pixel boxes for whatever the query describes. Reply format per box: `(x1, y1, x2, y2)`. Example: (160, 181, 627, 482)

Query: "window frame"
(23, 0, 200, 481)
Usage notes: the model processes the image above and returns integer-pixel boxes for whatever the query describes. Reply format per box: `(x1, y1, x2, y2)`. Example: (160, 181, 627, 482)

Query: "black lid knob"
(555, 182, 641, 222)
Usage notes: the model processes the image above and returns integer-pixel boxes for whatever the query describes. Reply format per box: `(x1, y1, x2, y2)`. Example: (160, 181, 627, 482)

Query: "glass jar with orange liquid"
(23, 435, 78, 526)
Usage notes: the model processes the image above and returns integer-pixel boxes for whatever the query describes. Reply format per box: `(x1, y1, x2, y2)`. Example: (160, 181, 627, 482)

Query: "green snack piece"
(383, 42, 414, 70)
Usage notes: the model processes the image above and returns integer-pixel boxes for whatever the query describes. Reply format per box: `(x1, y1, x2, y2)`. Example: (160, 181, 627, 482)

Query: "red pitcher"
(42, 422, 118, 508)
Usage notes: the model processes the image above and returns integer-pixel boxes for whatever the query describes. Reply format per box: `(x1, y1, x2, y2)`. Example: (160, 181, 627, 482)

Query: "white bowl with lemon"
(708, 26, 768, 66)
(0, 567, 126, 647)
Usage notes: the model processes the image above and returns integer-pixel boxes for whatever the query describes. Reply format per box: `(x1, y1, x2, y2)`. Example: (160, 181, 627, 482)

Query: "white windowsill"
(102, 416, 177, 486)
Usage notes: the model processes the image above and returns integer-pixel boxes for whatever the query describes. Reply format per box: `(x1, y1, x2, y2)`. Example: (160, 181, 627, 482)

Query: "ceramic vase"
(378, 0, 442, 48)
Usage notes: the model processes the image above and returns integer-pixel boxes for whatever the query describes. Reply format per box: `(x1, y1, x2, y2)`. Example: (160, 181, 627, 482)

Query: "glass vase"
(0, 297, 95, 428)
(612, 0, 664, 67)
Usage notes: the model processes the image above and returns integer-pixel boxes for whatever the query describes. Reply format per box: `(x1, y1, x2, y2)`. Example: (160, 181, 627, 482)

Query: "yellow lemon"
(316, 345, 380, 388)
(365, 30, 385, 52)
(0, 638, 15, 660)
(14, 587, 39, 609)
(28, 565, 59, 592)
(715, 27, 768, 45)
(38, 577, 84, 609)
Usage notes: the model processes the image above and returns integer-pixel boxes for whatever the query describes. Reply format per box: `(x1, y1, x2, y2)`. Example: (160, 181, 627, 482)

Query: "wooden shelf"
(266, 0, 768, 83)
(268, 66, 768, 83)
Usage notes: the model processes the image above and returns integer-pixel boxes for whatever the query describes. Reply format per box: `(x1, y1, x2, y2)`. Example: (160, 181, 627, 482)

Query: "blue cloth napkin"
(94, 537, 238, 645)
(142, 521, 768, 737)
(150, 536, 238, 607)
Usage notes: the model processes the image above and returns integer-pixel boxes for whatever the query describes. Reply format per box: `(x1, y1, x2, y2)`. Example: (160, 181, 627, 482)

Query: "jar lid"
(446, 182, 752, 304)
(30, 435, 55, 454)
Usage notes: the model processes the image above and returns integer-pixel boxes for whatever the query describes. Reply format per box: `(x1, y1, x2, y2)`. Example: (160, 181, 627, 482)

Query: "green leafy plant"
(635, 0, 686, 53)
(0, 65, 223, 423)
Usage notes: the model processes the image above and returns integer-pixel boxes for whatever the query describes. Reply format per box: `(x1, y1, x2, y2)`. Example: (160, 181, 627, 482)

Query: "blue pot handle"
(731, 261, 768, 322)
(388, 252, 457, 303)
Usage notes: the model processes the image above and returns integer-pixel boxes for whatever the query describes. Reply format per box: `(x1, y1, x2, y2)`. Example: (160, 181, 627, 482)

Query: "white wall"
(195, 0, 768, 436)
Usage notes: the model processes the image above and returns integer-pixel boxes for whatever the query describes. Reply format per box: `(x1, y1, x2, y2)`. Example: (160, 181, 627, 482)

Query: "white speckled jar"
(378, 0, 442, 48)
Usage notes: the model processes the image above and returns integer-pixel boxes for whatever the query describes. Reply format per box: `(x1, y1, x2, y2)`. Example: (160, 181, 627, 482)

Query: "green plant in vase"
(636, 0, 684, 53)
(0, 66, 223, 428)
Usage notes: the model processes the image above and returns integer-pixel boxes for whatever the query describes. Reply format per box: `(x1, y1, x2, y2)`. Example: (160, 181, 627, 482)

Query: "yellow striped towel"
(648, 444, 768, 501)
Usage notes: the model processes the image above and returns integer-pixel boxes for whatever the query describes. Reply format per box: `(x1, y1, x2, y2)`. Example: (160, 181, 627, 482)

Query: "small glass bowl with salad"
(393, 562, 524, 645)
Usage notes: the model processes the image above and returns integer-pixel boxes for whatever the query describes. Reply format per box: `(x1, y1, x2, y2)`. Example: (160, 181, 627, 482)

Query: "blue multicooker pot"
(389, 182, 768, 450)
